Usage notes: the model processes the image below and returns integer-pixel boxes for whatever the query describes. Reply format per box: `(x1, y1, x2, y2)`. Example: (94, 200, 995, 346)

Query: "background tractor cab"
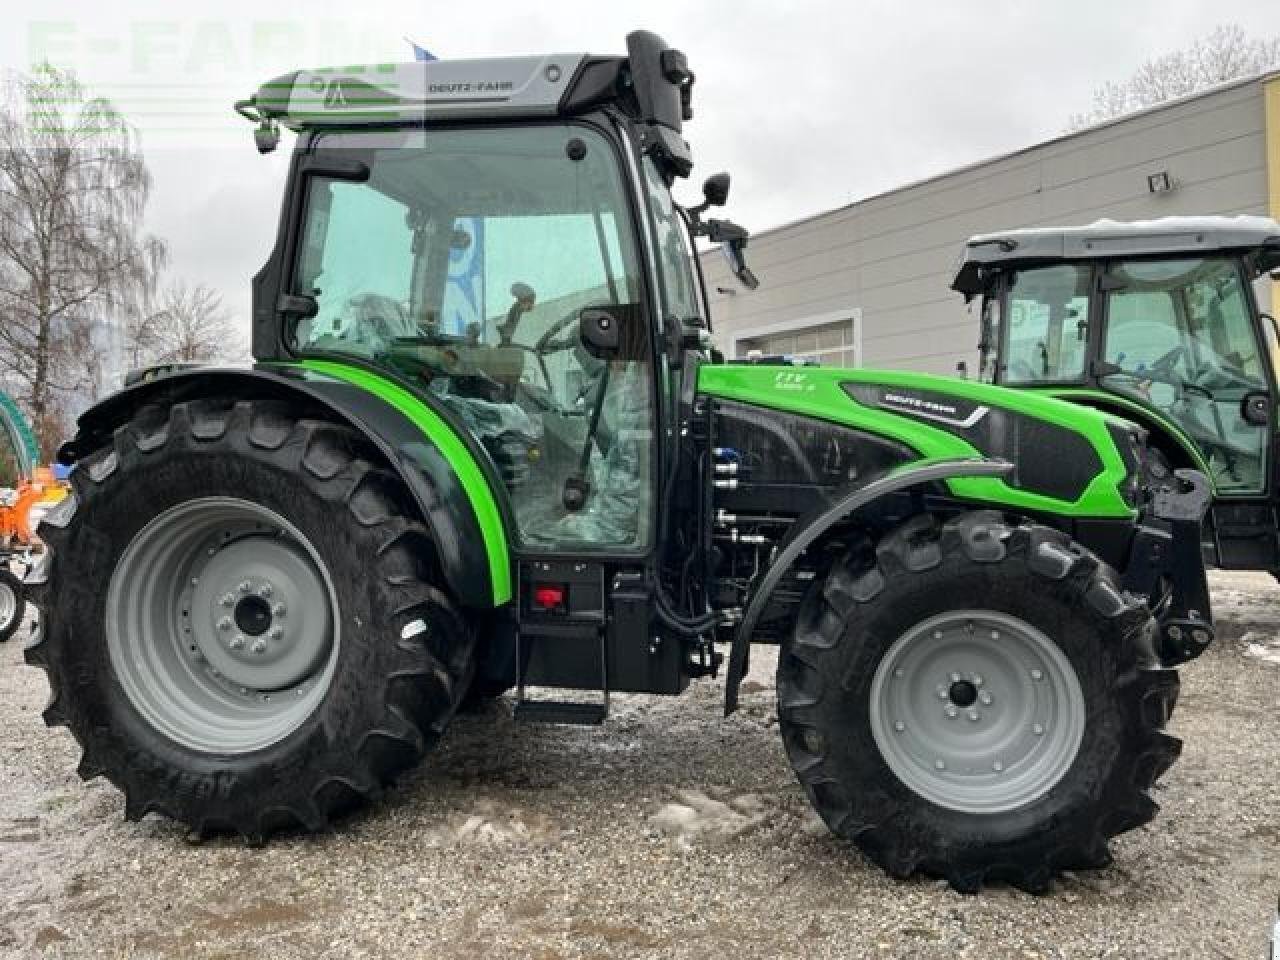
(953, 216, 1280, 574)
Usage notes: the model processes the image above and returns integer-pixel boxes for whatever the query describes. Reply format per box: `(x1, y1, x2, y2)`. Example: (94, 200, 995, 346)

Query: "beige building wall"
(702, 73, 1278, 376)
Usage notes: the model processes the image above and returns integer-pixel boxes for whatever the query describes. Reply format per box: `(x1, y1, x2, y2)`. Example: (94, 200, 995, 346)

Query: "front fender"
(724, 457, 1015, 715)
(60, 364, 512, 609)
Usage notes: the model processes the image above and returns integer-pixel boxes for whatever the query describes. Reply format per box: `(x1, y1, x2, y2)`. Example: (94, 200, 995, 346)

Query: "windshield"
(291, 124, 655, 550)
(641, 157, 701, 323)
(1101, 257, 1268, 493)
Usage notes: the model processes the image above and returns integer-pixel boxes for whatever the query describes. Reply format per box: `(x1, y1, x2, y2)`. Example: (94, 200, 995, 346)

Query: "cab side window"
(1000, 265, 1090, 383)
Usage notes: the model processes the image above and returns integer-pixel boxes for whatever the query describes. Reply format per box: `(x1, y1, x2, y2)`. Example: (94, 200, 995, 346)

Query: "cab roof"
(253, 54, 608, 129)
(238, 31, 697, 177)
(952, 215, 1280, 296)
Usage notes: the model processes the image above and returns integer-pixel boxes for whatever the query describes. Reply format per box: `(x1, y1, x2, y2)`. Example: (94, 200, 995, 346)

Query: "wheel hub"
(187, 535, 331, 692)
(869, 610, 1085, 814)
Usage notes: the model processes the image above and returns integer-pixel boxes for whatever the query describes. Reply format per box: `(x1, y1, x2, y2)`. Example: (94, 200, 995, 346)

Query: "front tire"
(778, 512, 1181, 893)
(0, 567, 25, 642)
(26, 399, 476, 840)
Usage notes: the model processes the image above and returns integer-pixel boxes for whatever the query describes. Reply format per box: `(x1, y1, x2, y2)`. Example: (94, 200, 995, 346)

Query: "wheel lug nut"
(1030, 669, 1043, 681)
(979, 692, 993, 705)
(230, 635, 245, 650)
(935, 759, 946, 770)
(259, 584, 273, 599)
(238, 581, 252, 594)
(972, 674, 983, 687)
(945, 705, 958, 718)
(269, 626, 284, 641)
(217, 617, 232, 631)
(932, 630, 943, 640)
(936, 686, 948, 700)
(990, 630, 999, 640)
(1033, 724, 1045, 736)
(993, 761, 1004, 772)
(251, 639, 267, 655)
(967, 710, 980, 722)
(893, 721, 905, 732)
(950, 672, 962, 683)
(220, 593, 235, 607)
(273, 603, 286, 618)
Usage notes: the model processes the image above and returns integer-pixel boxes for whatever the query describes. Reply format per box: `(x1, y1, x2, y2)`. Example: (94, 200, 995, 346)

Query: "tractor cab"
(234, 32, 753, 562)
(953, 216, 1280, 572)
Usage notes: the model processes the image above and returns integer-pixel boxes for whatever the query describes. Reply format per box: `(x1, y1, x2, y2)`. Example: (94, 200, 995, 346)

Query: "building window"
(733, 311, 861, 367)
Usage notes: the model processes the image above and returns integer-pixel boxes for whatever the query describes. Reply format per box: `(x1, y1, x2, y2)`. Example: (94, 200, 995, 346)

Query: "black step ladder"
(512, 624, 609, 726)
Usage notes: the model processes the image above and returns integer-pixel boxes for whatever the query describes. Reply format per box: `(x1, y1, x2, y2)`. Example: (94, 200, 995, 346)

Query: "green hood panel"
(1039, 387, 1213, 478)
(295, 359, 512, 604)
(698, 365, 1136, 518)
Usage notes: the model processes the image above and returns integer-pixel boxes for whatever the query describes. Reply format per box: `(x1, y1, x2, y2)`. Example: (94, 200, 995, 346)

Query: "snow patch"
(649, 789, 769, 847)
(1242, 630, 1280, 666)
(422, 801, 559, 847)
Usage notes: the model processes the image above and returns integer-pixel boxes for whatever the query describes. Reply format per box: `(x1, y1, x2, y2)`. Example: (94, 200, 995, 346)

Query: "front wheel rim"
(869, 609, 1086, 814)
(107, 497, 340, 754)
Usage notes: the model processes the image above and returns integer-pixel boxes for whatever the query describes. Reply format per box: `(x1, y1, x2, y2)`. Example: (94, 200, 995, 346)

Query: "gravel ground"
(2, 571, 1279, 959)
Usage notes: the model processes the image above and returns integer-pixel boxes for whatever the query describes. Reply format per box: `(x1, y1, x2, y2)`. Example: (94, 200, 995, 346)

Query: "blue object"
(53, 463, 71, 481)
(406, 38, 438, 62)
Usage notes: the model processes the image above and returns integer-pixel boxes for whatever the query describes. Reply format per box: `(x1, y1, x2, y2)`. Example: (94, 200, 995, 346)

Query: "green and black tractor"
(28, 32, 1213, 893)
(953, 216, 1280, 576)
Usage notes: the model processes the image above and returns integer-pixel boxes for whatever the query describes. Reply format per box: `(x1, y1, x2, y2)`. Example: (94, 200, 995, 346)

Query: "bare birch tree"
(0, 64, 165, 456)
(1069, 25, 1280, 129)
(131, 281, 244, 367)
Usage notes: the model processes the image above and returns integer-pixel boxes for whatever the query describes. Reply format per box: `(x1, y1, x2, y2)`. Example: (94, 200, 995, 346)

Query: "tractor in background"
(953, 216, 1280, 576)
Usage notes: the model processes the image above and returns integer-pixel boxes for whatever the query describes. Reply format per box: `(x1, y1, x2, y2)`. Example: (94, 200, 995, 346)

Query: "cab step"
(513, 699, 608, 726)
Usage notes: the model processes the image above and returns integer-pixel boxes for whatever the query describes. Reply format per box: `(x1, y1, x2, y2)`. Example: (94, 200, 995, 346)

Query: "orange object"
(1, 466, 68, 547)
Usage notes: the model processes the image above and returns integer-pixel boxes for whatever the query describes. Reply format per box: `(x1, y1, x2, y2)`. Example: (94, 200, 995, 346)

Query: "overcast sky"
(4, 1, 1280, 333)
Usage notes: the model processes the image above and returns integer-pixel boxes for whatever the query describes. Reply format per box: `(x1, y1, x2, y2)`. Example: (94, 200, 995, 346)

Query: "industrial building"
(700, 71, 1280, 375)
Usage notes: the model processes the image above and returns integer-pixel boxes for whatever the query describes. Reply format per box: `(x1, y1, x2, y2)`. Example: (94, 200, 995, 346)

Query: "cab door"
(1097, 256, 1277, 569)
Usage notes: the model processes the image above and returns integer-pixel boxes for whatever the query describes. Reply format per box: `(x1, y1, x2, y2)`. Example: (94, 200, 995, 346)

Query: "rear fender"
(724, 457, 1015, 714)
(59, 366, 511, 609)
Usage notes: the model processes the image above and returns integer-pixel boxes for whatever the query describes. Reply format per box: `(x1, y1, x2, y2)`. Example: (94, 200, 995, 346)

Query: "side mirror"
(1242, 390, 1270, 426)
(579, 308, 620, 358)
(723, 239, 759, 291)
(707, 219, 759, 292)
(702, 172, 730, 207)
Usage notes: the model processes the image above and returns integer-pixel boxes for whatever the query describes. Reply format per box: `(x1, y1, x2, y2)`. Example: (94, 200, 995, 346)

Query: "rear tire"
(778, 512, 1181, 893)
(0, 567, 25, 642)
(26, 399, 476, 840)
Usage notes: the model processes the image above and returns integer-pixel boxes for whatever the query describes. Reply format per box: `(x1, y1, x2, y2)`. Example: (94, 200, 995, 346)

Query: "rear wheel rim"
(107, 497, 340, 754)
(0, 579, 16, 632)
(869, 609, 1085, 814)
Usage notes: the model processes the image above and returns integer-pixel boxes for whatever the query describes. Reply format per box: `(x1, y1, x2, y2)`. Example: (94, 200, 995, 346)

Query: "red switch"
(533, 584, 566, 611)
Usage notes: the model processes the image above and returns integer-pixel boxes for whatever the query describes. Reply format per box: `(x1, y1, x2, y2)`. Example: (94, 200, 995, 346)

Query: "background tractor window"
(1000, 265, 1090, 383)
(292, 125, 654, 550)
(1102, 258, 1268, 493)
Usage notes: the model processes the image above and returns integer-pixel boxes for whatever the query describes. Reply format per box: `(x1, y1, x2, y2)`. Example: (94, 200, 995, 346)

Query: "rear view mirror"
(707, 219, 758, 291)
(723, 239, 759, 291)
(702, 172, 730, 207)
